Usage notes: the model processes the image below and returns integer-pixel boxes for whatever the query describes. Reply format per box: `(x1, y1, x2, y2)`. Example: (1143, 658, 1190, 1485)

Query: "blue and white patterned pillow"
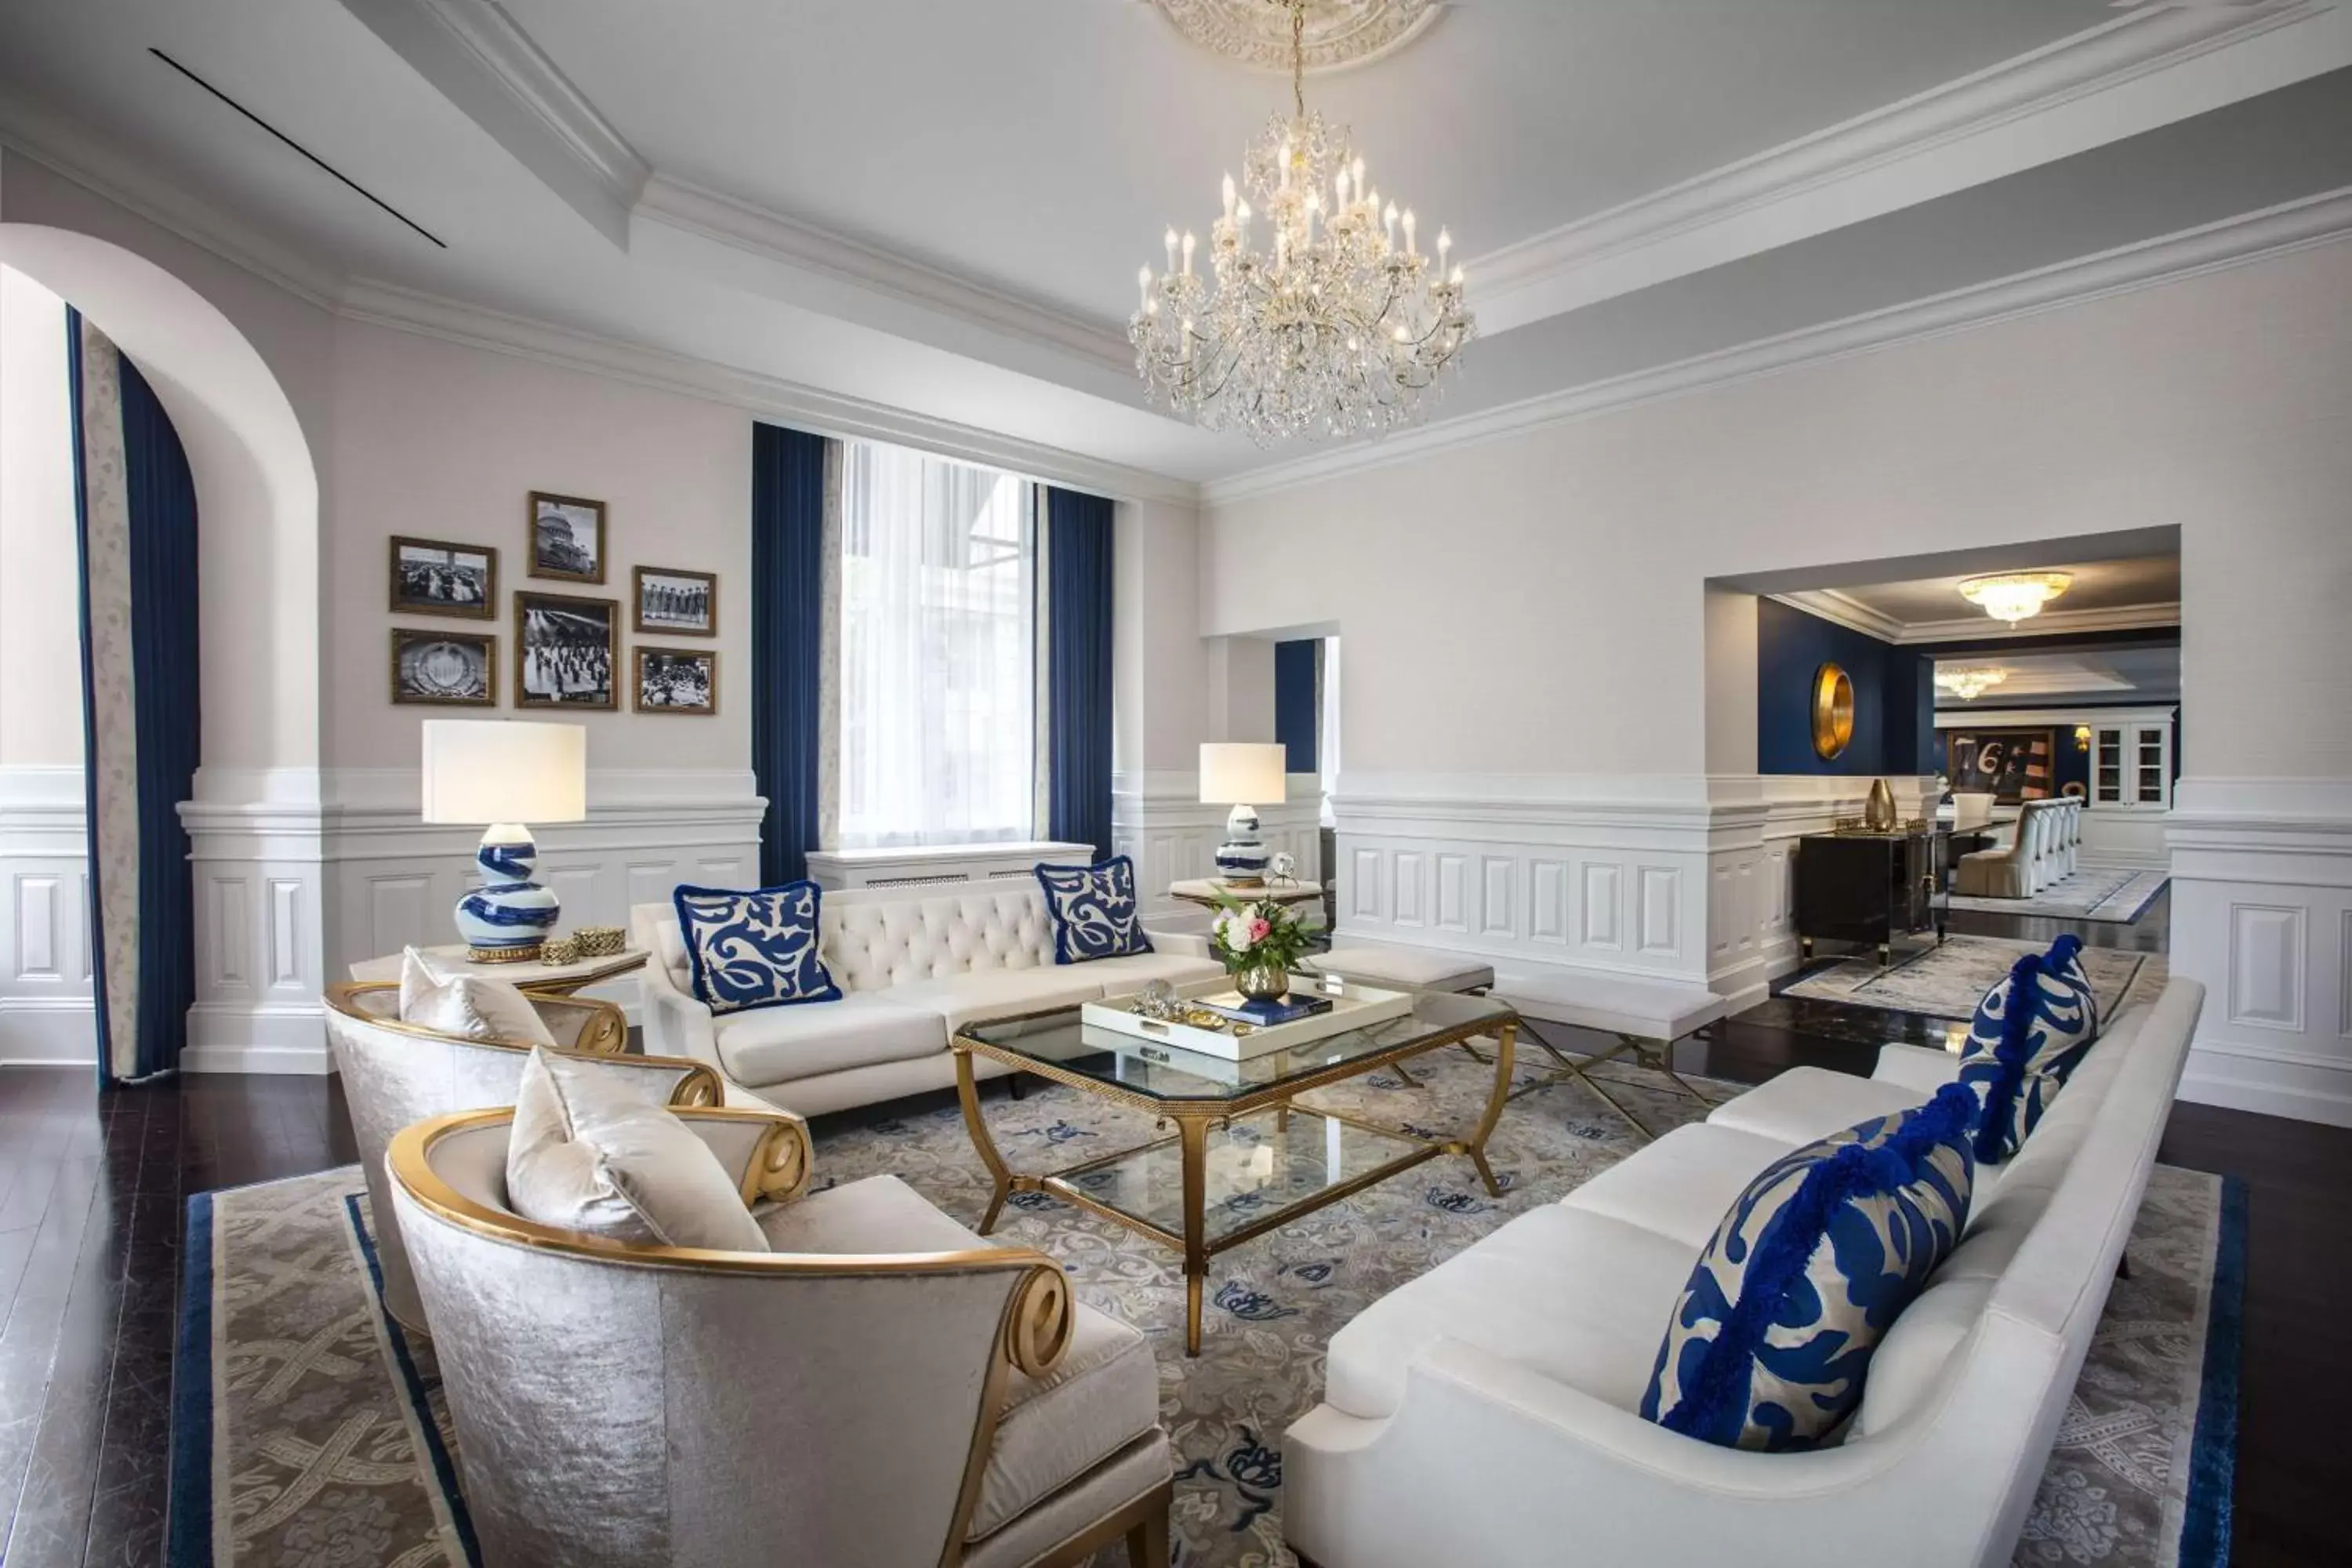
(1955, 942, 2098, 1165)
(1033, 857, 1152, 964)
(2043, 933, 2099, 1033)
(1641, 1083, 1976, 1451)
(671, 881, 842, 1016)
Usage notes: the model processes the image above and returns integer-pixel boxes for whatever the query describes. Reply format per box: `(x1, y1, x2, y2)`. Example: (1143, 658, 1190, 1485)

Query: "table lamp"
(421, 720, 588, 961)
(1200, 742, 1287, 886)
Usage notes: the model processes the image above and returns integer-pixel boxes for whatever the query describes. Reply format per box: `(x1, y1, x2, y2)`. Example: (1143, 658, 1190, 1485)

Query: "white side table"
(349, 943, 649, 996)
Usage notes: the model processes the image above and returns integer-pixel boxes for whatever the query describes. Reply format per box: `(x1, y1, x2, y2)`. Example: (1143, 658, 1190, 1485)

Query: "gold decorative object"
(1812, 663, 1855, 760)
(466, 942, 542, 964)
(537, 933, 583, 966)
(575, 925, 625, 957)
(1864, 778, 1898, 832)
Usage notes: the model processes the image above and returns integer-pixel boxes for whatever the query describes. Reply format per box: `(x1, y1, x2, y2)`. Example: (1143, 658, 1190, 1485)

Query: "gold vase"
(1232, 960, 1290, 1003)
(1864, 778, 1898, 832)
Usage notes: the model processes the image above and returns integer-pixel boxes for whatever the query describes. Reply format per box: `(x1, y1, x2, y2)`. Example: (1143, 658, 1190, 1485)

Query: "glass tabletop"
(1057, 1111, 1428, 1244)
(960, 985, 1515, 1104)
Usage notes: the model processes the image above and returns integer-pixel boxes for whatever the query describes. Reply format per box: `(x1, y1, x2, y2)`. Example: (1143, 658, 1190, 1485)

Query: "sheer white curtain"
(836, 441, 1036, 847)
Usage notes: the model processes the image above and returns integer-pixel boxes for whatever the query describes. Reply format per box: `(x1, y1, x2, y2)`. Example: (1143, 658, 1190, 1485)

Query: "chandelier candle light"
(1131, 0, 1474, 442)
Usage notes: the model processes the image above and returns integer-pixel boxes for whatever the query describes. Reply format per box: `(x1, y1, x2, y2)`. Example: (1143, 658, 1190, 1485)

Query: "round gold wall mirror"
(1812, 663, 1855, 759)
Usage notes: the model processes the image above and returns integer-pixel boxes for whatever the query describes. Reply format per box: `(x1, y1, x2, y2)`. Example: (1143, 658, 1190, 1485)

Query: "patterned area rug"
(1947, 867, 2170, 924)
(1782, 935, 2158, 1023)
(169, 1051, 2239, 1567)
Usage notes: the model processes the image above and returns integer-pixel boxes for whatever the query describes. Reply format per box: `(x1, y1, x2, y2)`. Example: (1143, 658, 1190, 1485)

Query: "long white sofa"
(633, 884, 1222, 1116)
(1283, 974, 2205, 1568)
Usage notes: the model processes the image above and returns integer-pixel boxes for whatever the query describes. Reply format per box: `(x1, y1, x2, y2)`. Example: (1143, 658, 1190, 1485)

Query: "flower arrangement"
(1210, 892, 1314, 999)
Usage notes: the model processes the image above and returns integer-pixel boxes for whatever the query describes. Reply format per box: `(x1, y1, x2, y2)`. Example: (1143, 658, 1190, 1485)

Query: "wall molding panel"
(2169, 776, 2352, 1127)
(1331, 774, 1917, 1006)
(0, 767, 93, 1066)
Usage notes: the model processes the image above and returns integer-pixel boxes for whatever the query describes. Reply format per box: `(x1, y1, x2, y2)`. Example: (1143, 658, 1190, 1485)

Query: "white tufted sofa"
(633, 884, 1222, 1116)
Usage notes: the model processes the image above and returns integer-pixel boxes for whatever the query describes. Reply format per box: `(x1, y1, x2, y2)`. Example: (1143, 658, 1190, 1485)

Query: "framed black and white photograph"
(633, 565, 717, 637)
(528, 491, 606, 583)
(635, 647, 717, 714)
(515, 591, 617, 710)
(388, 535, 497, 619)
(390, 628, 495, 706)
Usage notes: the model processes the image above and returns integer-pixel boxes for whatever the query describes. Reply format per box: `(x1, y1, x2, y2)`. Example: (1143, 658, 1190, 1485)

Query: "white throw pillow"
(505, 1046, 769, 1252)
(397, 947, 557, 1048)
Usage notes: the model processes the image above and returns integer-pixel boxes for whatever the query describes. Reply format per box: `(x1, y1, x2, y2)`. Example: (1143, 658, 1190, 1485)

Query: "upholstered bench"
(1487, 972, 1732, 1140)
(1309, 942, 1495, 993)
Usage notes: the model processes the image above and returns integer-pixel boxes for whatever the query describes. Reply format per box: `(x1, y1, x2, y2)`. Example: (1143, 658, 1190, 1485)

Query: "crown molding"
(1203, 185, 2352, 507)
(632, 174, 1134, 376)
(1771, 590, 1907, 643)
(336, 0, 648, 245)
(0, 96, 347, 311)
(1897, 603, 2183, 644)
(336, 278, 1194, 503)
(1466, 2, 2343, 335)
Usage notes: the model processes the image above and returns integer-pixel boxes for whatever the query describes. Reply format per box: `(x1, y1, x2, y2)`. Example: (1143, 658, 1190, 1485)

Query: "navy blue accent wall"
(2053, 731, 2092, 797)
(1274, 639, 1318, 775)
(1756, 598, 1931, 775)
(750, 423, 827, 885)
(1044, 488, 1116, 861)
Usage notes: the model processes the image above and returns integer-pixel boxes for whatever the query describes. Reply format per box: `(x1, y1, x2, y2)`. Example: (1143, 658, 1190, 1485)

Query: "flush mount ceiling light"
(1957, 572, 2073, 626)
(1131, 0, 1474, 443)
(1935, 666, 2009, 702)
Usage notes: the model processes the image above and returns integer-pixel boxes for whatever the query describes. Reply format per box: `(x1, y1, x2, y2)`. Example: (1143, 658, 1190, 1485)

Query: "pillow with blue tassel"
(1034, 856, 1152, 964)
(1955, 937, 2099, 1165)
(672, 881, 842, 1015)
(1641, 1083, 1976, 1451)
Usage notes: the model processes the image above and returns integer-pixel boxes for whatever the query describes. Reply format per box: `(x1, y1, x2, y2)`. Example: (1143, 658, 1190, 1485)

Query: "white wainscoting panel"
(2169, 778, 2352, 1127)
(0, 768, 95, 1065)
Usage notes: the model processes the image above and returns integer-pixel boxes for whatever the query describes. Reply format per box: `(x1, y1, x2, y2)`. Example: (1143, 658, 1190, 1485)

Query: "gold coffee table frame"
(952, 999, 1519, 1356)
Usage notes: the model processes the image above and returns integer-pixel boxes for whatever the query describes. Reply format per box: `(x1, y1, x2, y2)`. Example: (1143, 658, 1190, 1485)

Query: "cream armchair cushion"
(397, 946, 557, 1047)
(508, 1047, 770, 1252)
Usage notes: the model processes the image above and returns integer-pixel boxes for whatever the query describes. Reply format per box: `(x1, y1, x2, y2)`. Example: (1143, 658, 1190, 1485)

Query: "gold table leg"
(1456, 1022, 1516, 1196)
(954, 1047, 1016, 1235)
(1179, 1114, 1210, 1357)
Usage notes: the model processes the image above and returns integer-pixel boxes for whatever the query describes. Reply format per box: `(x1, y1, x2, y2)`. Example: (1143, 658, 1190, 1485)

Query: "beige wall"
(0, 266, 83, 768)
(325, 321, 753, 772)
(1202, 237, 2352, 787)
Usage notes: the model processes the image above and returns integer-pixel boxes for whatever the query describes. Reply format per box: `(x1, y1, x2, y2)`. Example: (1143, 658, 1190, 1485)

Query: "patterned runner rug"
(1947, 867, 2170, 924)
(1782, 935, 2158, 1023)
(169, 1050, 2240, 1567)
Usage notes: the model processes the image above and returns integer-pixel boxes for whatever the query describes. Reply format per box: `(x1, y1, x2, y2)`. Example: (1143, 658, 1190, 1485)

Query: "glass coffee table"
(952, 987, 1519, 1355)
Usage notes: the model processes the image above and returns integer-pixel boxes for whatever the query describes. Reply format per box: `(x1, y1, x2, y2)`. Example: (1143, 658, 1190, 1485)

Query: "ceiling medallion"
(1131, 0, 1474, 442)
(1957, 572, 2073, 627)
(1145, 0, 1442, 74)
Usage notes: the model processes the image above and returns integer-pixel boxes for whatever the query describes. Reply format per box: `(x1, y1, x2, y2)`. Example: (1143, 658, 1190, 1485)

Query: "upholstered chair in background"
(1955, 799, 2051, 898)
(1951, 792, 1996, 830)
(387, 1106, 1174, 1568)
(324, 980, 728, 1334)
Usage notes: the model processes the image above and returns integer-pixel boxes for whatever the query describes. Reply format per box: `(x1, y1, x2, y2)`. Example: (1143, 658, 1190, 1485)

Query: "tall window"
(836, 441, 1035, 847)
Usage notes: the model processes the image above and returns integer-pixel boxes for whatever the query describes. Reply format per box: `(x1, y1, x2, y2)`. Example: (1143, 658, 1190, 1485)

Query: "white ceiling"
(1933, 646, 2181, 704)
(2, 0, 2348, 489)
(1841, 555, 2182, 626)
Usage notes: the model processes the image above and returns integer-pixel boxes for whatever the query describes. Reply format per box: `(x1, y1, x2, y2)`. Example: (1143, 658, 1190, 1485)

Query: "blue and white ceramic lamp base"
(454, 823, 561, 961)
(1214, 802, 1271, 885)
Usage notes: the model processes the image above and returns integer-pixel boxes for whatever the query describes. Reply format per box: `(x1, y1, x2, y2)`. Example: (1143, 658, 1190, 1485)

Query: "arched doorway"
(0, 223, 321, 1076)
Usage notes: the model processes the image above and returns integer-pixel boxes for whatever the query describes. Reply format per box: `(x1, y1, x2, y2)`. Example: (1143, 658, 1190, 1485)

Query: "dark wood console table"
(1795, 831, 1943, 967)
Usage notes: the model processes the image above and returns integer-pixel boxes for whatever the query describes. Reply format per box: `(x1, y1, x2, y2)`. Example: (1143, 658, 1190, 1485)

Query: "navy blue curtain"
(751, 423, 827, 885)
(67, 309, 201, 1083)
(1274, 639, 1319, 775)
(1044, 488, 1114, 862)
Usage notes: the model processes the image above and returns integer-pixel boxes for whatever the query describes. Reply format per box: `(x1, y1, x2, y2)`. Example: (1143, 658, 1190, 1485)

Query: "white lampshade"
(420, 720, 587, 826)
(1199, 742, 1287, 806)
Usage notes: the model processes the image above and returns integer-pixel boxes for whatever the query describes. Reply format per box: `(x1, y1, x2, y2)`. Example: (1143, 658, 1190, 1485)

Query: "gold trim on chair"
(322, 982, 714, 1103)
(663, 1105, 816, 1206)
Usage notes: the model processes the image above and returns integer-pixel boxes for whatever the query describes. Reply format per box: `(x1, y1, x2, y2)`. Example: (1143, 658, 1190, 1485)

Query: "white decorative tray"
(1083, 973, 1415, 1062)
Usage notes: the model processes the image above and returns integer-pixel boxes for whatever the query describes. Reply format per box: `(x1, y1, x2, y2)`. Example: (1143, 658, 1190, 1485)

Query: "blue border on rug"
(343, 1192, 482, 1565)
(2180, 1174, 2247, 1568)
(165, 1190, 216, 1566)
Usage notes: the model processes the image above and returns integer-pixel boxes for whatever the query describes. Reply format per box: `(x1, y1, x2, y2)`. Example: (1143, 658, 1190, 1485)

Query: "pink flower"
(1248, 917, 1272, 943)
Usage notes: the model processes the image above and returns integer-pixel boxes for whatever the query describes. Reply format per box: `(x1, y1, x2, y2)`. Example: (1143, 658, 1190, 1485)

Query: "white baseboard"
(183, 1002, 331, 1075)
(2176, 1037, 2352, 1128)
(0, 996, 96, 1066)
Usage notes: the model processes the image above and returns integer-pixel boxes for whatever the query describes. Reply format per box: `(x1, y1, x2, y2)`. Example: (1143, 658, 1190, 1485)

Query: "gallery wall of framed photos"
(343, 317, 750, 767)
(387, 493, 726, 721)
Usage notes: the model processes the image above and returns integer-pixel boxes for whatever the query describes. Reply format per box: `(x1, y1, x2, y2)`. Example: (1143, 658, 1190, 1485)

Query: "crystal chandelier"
(1131, 0, 1474, 443)
(1935, 666, 2008, 702)
(1957, 572, 2072, 626)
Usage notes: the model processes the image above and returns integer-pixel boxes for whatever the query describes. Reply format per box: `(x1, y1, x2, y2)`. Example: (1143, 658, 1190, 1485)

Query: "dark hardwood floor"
(2, 883, 2346, 1565)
